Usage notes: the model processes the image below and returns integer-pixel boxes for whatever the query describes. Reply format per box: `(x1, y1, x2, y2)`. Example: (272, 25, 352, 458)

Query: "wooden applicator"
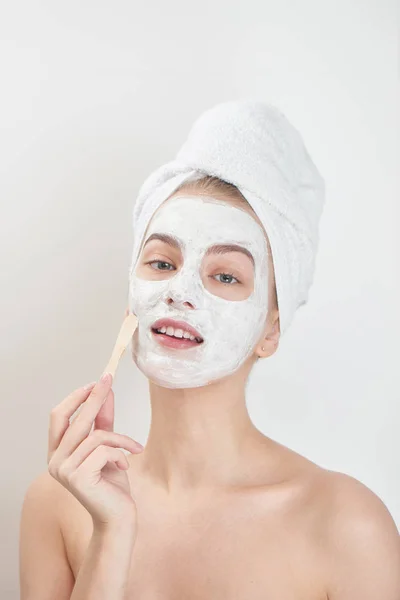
(102, 312, 138, 379)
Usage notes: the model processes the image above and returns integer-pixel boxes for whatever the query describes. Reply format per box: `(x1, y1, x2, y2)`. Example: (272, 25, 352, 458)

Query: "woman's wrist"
(92, 512, 138, 539)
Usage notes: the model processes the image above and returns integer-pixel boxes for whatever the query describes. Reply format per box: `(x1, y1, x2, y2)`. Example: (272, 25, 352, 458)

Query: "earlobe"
(257, 344, 267, 359)
(257, 315, 280, 359)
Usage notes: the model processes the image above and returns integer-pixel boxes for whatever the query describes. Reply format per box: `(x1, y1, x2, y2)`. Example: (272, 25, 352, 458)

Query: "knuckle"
(91, 429, 106, 443)
(67, 469, 81, 488)
(49, 407, 60, 422)
(88, 388, 102, 402)
(57, 462, 71, 482)
(47, 460, 57, 478)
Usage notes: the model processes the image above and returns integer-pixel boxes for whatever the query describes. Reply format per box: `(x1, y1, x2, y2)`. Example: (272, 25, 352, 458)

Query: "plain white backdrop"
(1, 1, 398, 597)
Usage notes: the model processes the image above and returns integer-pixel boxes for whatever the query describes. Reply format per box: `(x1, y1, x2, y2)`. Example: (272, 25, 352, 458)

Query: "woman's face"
(128, 193, 270, 388)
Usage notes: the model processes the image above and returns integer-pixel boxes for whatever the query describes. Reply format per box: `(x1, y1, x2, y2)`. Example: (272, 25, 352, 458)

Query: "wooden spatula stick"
(102, 312, 138, 379)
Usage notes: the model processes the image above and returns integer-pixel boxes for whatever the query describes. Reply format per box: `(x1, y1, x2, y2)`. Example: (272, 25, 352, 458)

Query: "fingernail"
(101, 372, 112, 384)
(83, 381, 96, 390)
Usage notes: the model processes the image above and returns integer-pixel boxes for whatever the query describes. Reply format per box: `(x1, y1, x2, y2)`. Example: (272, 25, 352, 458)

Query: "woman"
(20, 103, 400, 599)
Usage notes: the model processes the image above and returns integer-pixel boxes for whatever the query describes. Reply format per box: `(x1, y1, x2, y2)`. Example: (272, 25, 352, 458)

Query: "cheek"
(129, 276, 167, 314)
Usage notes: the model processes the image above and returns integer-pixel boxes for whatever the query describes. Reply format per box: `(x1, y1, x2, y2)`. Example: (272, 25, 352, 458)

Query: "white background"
(1, 1, 398, 597)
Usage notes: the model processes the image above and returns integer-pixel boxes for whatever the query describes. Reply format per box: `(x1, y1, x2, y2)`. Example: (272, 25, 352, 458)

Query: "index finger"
(48, 381, 96, 458)
(93, 388, 115, 433)
(53, 373, 113, 459)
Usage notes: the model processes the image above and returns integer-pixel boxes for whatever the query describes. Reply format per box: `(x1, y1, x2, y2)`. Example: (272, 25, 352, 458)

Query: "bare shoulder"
(314, 469, 400, 599)
(273, 446, 398, 537)
(24, 469, 79, 527)
(21, 469, 74, 548)
(317, 468, 399, 537)
(24, 468, 66, 506)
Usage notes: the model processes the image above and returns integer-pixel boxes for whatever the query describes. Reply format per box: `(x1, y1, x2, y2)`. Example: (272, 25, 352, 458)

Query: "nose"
(162, 269, 202, 310)
(166, 297, 195, 309)
(164, 290, 196, 310)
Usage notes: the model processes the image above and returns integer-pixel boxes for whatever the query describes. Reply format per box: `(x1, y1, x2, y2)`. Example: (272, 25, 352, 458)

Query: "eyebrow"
(205, 244, 254, 266)
(143, 233, 254, 265)
(143, 233, 181, 249)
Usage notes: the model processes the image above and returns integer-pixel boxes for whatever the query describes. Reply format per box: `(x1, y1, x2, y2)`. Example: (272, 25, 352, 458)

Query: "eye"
(212, 272, 240, 285)
(147, 260, 175, 271)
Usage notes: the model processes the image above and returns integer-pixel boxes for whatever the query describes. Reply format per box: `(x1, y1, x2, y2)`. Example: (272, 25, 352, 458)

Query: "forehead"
(145, 195, 267, 248)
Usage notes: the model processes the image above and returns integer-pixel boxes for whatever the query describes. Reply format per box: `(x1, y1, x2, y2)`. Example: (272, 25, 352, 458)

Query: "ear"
(255, 310, 280, 359)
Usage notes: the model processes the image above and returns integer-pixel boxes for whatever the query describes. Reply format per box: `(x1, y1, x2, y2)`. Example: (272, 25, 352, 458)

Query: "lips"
(151, 317, 204, 346)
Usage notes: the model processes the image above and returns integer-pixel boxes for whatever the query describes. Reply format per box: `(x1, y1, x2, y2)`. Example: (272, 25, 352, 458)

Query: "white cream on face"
(128, 195, 270, 388)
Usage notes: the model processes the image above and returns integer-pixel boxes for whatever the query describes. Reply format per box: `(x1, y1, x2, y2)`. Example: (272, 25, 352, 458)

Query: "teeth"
(154, 325, 201, 342)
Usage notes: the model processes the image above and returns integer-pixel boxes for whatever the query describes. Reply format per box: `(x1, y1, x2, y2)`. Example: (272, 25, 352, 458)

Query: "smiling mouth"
(150, 319, 204, 348)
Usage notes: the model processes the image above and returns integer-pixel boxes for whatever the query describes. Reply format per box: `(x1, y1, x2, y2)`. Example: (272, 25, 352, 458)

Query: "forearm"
(70, 519, 137, 600)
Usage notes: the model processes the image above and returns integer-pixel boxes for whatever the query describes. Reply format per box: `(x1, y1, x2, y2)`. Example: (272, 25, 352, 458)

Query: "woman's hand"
(47, 372, 144, 531)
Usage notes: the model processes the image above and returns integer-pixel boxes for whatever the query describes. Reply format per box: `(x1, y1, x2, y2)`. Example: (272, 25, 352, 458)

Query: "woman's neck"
(135, 373, 265, 496)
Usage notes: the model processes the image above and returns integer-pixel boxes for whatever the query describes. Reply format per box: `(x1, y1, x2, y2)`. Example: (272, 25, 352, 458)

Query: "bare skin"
(58, 429, 330, 599)
(20, 187, 400, 599)
(56, 432, 399, 600)
(23, 296, 400, 599)
(61, 189, 400, 597)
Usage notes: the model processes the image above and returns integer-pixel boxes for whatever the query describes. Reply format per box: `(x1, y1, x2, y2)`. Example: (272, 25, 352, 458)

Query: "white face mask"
(128, 195, 270, 388)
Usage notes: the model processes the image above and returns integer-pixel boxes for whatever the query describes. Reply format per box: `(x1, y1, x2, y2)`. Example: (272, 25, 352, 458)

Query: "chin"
(129, 338, 250, 390)
(135, 358, 242, 391)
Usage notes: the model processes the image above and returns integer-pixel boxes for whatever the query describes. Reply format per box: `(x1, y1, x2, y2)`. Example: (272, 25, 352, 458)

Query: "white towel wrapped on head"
(129, 99, 326, 337)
